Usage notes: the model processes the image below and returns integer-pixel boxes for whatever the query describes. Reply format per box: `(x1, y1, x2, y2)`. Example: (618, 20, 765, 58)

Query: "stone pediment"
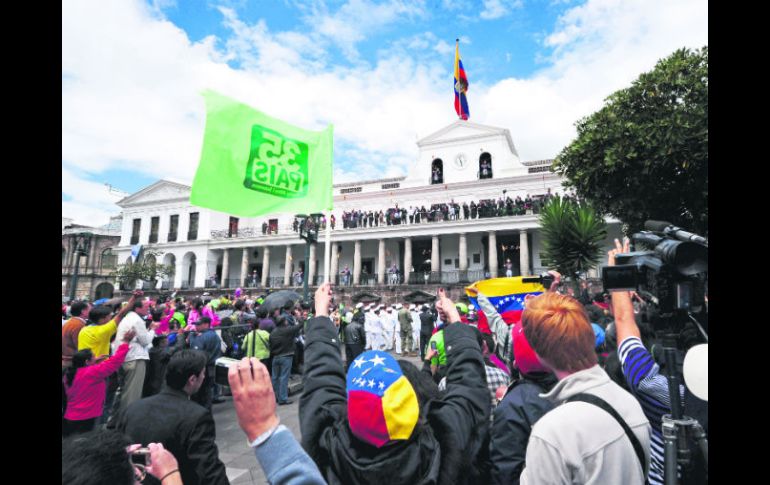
(117, 180, 191, 207)
(417, 120, 517, 156)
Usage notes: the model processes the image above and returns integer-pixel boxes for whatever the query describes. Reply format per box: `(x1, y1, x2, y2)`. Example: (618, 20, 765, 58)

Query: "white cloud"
(62, 0, 707, 225)
(480, 0, 523, 20)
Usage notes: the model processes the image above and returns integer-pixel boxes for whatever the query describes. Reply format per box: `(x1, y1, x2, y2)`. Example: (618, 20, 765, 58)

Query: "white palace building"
(111, 120, 622, 292)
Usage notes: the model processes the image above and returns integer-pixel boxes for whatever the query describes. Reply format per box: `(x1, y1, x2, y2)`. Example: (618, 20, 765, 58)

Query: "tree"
(112, 250, 173, 289)
(539, 196, 607, 284)
(553, 47, 708, 235)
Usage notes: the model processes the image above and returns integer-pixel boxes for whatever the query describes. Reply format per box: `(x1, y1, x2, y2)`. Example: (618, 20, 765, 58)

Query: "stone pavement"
(213, 348, 424, 484)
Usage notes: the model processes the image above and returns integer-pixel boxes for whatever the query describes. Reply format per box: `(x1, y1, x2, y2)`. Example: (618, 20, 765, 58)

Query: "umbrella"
(260, 290, 302, 314)
(93, 298, 109, 306)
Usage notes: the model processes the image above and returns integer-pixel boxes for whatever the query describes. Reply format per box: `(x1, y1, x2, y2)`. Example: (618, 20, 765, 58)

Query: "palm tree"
(539, 196, 607, 287)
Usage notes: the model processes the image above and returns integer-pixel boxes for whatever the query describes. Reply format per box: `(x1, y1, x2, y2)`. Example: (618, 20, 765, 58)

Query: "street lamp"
(69, 232, 93, 301)
(295, 213, 323, 302)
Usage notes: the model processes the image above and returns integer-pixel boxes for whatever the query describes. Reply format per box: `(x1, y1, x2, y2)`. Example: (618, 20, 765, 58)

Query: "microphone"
(644, 220, 708, 246)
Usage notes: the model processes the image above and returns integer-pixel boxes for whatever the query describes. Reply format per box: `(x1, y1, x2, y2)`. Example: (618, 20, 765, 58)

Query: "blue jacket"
(254, 425, 326, 485)
(189, 329, 222, 366)
(489, 372, 558, 485)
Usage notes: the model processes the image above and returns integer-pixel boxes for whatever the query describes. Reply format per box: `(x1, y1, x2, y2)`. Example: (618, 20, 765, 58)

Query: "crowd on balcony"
(337, 191, 577, 229)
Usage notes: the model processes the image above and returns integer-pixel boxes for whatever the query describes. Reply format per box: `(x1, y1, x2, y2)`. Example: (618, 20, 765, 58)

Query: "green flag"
(190, 90, 334, 217)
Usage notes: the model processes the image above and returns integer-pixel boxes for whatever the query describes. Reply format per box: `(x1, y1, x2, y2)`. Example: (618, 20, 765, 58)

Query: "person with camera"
(608, 237, 708, 485)
(269, 313, 303, 405)
(62, 429, 184, 485)
(227, 357, 325, 484)
(112, 349, 229, 485)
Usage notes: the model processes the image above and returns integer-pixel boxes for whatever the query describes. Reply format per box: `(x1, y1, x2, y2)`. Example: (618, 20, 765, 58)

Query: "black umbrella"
(260, 290, 302, 314)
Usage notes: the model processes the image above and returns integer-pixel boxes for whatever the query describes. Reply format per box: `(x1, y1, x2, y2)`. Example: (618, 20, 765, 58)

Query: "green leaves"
(554, 46, 707, 235)
(111, 250, 174, 287)
(539, 196, 607, 280)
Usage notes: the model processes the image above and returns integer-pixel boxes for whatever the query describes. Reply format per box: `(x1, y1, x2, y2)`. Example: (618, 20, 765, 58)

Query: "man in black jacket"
(300, 283, 489, 485)
(343, 310, 366, 371)
(113, 349, 229, 485)
(269, 314, 303, 405)
(419, 305, 435, 359)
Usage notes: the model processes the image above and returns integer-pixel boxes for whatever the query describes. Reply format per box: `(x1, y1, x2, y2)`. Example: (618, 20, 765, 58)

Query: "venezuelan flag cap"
(347, 350, 419, 448)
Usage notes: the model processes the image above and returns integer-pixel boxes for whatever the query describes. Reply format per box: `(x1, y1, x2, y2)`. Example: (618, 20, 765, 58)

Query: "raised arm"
(299, 283, 347, 463)
(608, 238, 641, 343)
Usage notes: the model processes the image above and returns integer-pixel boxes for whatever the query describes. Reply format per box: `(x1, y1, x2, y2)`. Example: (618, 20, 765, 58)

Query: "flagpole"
(323, 210, 331, 284)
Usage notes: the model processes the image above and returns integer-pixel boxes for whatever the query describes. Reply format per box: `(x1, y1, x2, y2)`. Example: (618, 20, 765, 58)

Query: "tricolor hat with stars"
(346, 350, 419, 448)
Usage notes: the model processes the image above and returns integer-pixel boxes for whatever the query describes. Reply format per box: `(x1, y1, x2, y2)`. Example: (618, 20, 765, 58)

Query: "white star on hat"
(367, 379, 375, 388)
(378, 381, 385, 390)
(353, 357, 367, 369)
(369, 355, 386, 366)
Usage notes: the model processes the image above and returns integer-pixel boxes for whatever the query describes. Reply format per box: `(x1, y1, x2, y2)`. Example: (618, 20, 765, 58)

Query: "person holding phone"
(426, 322, 447, 382)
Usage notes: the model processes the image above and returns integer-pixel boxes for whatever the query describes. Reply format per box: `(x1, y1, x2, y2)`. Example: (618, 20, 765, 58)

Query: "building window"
(431, 159, 444, 184)
(340, 187, 362, 194)
(168, 215, 179, 242)
(381, 183, 400, 190)
(528, 166, 551, 174)
(473, 253, 480, 264)
(444, 258, 452, 265)
(268, 218, 278, 234)
(131, 219, 141, 245)
(188, 213, 199, 241)
(479, 152, 493, 179)
(149, 216, 160, 243)
(101, 248, 117, 270)
(229, 217, 239, 237)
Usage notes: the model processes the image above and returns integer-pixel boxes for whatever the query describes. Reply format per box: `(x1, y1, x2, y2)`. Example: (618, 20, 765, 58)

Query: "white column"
(174, 259, 184, 289)
(431, 236, 440, 273)
(459, 233, 468, 271)
(489, 231, 498, 278)
(193, 252, 206, 288)
(261, 246, 271, 286)
(239, 248, 248, 287)
(221, 249, 229, 287)
(520, 230, 530, 276)
(308, 243, 317, 285)
(378, 239, 386, 285)
(329, 243, 339, 285)
(403, 237, 412, 285)
(353, 241, 362, 285)
(284, 245, 292, 286)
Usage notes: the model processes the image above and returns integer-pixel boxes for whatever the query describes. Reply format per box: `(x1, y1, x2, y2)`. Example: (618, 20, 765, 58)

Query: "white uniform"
(410, 310, 421, 352)
(393, 311, 402, 355)
(371, 312, 384, 351)
(364, 310, 374, 350)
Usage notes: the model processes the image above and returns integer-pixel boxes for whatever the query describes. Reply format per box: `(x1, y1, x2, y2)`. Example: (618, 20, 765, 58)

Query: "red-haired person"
(518, 291, 651, 485)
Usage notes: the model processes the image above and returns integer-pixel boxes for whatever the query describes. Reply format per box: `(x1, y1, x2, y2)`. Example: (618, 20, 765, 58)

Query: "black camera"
(522, 273, 555, 290)
(602, 221, 707, 331)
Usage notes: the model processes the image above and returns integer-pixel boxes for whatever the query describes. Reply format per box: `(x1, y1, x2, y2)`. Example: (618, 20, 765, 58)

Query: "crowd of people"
(62, 236, 706, 485)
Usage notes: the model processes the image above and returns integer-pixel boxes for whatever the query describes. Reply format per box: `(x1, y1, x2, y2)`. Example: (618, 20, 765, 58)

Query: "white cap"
(468, 304, 475, 310)
(409, 304, 416, 310)
(355, 302, 364, 309)
(396, 303, 403, 309)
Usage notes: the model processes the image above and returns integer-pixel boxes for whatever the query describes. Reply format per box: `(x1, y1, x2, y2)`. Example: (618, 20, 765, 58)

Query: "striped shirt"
(619, 336, 685, 485)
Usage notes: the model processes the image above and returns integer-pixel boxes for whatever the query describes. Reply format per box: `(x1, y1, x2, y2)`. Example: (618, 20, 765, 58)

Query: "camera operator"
(608, 238, 708, 485)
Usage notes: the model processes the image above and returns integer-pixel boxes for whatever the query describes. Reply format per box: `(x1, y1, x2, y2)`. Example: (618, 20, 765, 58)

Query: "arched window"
(431, 159, 444, 184)
(479, 152, 493, 179)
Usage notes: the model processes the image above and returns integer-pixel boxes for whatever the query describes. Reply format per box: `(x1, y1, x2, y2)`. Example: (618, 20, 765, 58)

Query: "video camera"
(522, 273, 555, 290)
(602, 220, 708, 334)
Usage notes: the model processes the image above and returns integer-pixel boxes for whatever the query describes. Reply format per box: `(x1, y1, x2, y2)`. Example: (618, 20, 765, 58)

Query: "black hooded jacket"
(300, 316, 489, 485)
(489, 372, 558, 485)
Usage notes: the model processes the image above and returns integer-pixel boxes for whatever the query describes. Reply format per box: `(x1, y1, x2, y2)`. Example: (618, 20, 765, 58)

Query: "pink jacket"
(202, 305, 221, 328)
(157, 305, 174, 334)
(63, 343, 129, 421)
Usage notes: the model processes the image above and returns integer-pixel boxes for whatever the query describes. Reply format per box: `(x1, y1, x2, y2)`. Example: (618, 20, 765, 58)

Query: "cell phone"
(130, 448, 151, 466)
(430, 341, 437, 351)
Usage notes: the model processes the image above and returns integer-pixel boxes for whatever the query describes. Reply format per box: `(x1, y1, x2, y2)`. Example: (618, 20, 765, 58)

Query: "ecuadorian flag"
(454, 39, 469, 120)
(466, 277, 546, 333)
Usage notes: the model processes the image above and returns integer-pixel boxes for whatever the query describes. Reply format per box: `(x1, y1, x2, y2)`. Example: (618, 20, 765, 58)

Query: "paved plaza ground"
(214, 348, 424, 484)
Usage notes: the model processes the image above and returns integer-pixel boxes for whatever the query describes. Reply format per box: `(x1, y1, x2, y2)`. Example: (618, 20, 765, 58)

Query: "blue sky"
(62, 0, 708, 226)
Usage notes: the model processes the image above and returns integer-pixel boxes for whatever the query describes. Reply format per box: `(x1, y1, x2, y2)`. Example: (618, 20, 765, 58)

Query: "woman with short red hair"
(518, 290, 652, 485)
